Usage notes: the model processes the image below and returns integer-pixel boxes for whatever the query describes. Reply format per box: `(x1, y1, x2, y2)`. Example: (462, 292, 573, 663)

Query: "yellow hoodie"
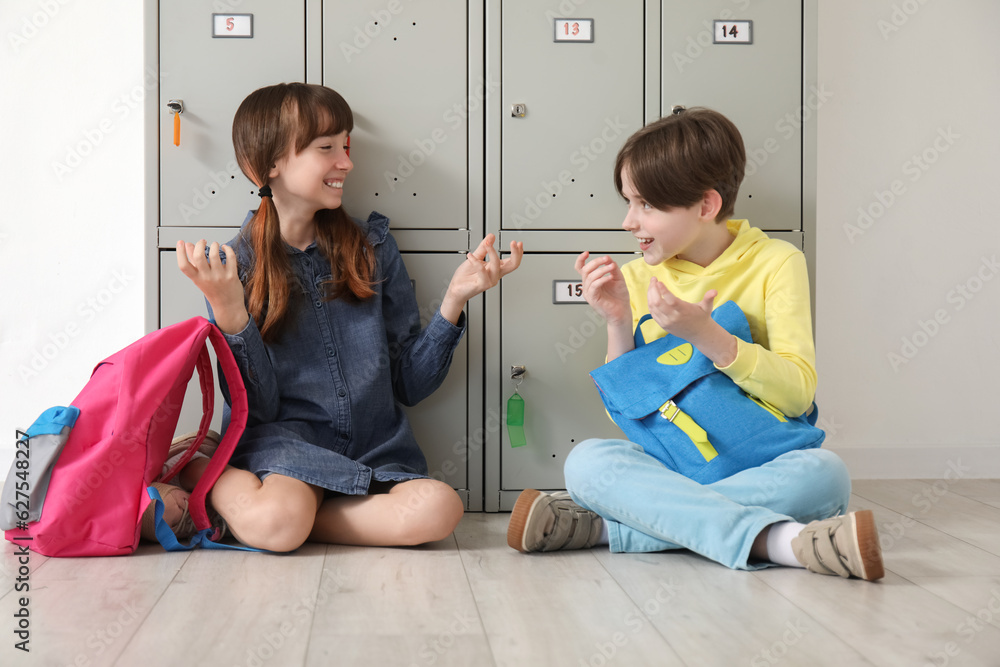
(620, 220, 817, 418)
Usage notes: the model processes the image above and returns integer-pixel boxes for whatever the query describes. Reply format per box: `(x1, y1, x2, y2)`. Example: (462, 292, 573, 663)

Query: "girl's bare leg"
(180, 458, 322, 552)
(180, 460, 463, 549)
(308, 478, 464, 547)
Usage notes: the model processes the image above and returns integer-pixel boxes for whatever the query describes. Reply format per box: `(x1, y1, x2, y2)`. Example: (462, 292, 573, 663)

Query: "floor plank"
(115, 543, 327, 667)
(754, 567, 1000, 666)
(456, 514, 683, 667)
(853, 479, 1000, 557)
(0, 542, 190, 667)
(304, 529, 493, 667)
(594, 548, 873, 667)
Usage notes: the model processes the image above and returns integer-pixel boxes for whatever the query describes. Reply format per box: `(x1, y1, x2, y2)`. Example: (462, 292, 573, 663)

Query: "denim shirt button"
(314, 299, 322, 308)
(337, 389, 346, 398)
(327, 347, 335, 357)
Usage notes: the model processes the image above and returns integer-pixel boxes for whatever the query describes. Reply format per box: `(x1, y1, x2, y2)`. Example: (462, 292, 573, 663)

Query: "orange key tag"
(173, 112, 180, 147)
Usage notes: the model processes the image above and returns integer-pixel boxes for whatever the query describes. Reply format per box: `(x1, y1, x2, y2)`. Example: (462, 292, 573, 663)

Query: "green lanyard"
(507, 365, 527, 448)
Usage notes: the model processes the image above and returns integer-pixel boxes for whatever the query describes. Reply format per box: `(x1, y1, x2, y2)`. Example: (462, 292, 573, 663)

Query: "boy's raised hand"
(647, 278, 736, 367)
(176, 239, 249, 335)
(440, 234, 524, 325)
(574, 251, 630, 326)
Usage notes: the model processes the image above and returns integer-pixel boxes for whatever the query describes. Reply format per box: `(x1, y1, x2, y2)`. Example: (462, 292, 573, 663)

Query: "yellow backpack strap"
(658, 400, 718, 462)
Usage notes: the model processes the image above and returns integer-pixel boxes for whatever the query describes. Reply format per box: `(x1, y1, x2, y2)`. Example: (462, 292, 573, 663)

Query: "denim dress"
(210, 211, 466, 495)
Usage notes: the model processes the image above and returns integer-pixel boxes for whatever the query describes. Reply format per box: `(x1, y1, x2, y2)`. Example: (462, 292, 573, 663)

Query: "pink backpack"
(3, 317, 248, 557)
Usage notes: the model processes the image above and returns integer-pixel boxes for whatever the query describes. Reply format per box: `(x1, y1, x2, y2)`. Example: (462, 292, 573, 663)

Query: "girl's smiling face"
(270, 130, 352, 216)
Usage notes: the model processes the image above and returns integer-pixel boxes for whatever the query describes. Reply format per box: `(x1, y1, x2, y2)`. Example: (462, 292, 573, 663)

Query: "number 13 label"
(713, 20, 752, 44)
(553, 18, 594, 43)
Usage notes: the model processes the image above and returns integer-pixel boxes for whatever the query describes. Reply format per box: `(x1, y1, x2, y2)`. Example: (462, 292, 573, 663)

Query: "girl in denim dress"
(166, 83, 522, 551)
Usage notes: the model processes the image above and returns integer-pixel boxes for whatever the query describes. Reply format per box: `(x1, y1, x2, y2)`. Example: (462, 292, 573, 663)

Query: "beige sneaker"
(791, 510, 885, 581)
(507, 489, 603, 552)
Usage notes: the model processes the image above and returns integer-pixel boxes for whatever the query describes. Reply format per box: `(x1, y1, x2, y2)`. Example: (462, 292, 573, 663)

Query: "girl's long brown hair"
(232, 83, 376, 341)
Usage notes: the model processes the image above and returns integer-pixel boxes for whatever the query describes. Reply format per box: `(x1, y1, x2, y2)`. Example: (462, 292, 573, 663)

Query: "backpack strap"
(184, 322, 250, 540)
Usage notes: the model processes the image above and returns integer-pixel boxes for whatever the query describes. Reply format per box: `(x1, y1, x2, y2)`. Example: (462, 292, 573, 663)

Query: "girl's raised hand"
(176, 239, 249, 335)
(440, 234, 523, 325)
(574, 251, 630, 326)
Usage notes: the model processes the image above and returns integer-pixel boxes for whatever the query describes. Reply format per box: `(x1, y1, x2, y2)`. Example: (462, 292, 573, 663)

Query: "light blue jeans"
(564, 439, 851, 570)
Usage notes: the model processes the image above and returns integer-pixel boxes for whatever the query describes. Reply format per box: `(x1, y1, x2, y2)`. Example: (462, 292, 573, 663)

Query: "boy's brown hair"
(614, 107, 746, 221)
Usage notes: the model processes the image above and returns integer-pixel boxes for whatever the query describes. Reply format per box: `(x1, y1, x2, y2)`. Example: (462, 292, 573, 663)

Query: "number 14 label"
(713, 20, 752, 44)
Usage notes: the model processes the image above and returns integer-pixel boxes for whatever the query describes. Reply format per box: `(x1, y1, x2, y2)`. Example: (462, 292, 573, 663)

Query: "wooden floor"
(3, 479, 1000, 667)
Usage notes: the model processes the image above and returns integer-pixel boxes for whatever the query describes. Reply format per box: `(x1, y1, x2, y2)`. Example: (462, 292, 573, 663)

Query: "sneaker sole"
(507, 489, 543, 552)
(851, 510, 885, 581)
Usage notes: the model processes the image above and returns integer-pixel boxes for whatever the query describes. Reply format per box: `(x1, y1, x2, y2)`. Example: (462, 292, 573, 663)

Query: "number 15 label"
(713, 20, 752, 44)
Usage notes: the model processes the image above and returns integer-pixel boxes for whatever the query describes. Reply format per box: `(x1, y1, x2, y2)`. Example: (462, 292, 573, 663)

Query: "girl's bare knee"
(216, 477, 320, 552)
(392, 479, 464, 545)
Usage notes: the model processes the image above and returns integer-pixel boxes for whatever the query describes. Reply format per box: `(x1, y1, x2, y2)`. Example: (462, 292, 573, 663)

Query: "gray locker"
(399, 252, 471, 494)
(661, 1, 803, 231)
(324, 0, 470, 230)
(500, 1, 646, 231)
(158, 1, 306, 227)
(497, 252, 634, 503)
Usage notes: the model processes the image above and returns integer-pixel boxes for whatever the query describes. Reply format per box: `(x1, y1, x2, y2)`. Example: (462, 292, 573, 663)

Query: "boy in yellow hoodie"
(507, 108, 884, 580)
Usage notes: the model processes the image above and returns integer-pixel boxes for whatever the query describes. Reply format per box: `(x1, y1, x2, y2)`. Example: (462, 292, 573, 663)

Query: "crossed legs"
(178, 459, 464, 552)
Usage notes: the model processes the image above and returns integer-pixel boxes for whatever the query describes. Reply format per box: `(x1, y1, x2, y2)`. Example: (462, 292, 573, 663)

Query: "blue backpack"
(589, 300, 824, 484)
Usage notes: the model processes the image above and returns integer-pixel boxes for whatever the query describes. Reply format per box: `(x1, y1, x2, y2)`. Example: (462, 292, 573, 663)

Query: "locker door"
(661, 1, 803, 231)
(323, 0, 469, 230)
(159, 1, 306, 227)
(500, 1, 645, 231)
(498, 253, 634, 501)
(400, 253, 470, 497)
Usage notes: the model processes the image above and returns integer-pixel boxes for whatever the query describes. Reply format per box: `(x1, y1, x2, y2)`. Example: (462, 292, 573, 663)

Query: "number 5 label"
(713, 20, 752, 44)
(212, 14, 253, 39)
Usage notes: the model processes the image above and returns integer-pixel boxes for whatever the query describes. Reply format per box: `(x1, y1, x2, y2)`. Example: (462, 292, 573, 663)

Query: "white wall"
(1, 1, 998, 480)
(1, 1, 145, 471)
(816, 0, 1000, 476)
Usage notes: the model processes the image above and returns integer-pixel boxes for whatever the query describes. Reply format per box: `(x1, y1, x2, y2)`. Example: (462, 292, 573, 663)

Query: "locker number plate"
(213, 14, 253, 38)
(553, 18, 594, 43)
(553, 280, 587, 304)
(713, 20, 752, 44)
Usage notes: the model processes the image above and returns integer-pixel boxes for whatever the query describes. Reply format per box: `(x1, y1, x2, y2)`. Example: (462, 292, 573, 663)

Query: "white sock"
(765, 521, 807, 568)
(595, 518, 609, 546)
